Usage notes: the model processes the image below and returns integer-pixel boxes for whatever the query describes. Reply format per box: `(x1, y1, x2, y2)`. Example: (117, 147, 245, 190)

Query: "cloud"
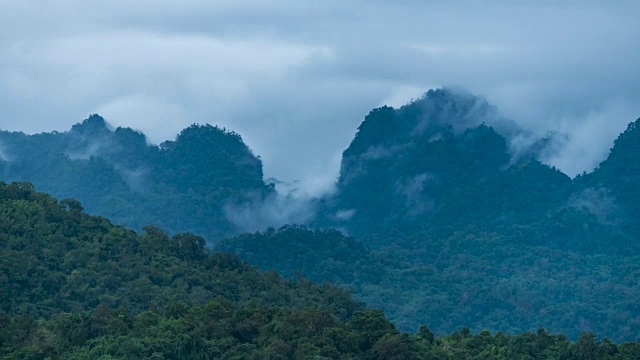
(223, 191, 318, 233)
(568, 187, 620, 224)
(95, 94, 190, 145)
(0, 141, 13, 162)
(0, 0, 639, 192)
(395, 173, 436, 216)
(539, 101, 635, 177)
(116, 167, 149, 193)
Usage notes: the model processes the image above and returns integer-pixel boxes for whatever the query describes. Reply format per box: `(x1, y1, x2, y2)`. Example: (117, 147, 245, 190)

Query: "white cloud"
(380, 84, 437, 108)
(541, 101, 635, 177)
(95, 94, 188, 144)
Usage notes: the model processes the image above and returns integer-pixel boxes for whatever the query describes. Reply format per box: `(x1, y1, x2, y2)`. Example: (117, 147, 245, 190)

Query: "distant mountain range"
(0, 114, 272, 240)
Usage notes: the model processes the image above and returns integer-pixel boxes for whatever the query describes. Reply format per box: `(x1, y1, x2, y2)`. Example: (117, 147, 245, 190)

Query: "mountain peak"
(594, 118, 640, 172)
(70, 114, 111, 135)
(343, 88, 510, 162)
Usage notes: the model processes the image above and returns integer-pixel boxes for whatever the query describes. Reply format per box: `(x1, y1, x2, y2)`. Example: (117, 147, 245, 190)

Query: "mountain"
(324, 88, 572, 239)
(0, 115, 272, 240)
(318, 89, 631, 255)
(219, 89, 640, 341)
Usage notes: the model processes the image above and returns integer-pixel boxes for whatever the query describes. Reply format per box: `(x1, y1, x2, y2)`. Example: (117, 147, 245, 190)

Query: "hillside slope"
(2, 182, 640, 358)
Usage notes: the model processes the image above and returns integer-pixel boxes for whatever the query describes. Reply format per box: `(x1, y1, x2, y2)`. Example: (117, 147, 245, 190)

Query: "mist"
(224, 190, 319, 234)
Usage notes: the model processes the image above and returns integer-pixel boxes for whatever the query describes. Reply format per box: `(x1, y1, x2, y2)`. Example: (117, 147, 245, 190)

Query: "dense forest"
(2, 88, 640, 350)
(2, 181, 640, 359)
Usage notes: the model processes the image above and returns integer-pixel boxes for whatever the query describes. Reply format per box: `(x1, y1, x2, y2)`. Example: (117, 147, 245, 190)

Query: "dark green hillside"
(4, 183, 638, 358)
(0, 115, 272, 240)
(0, 182, 364, 358)
(0, 182, 359, 319)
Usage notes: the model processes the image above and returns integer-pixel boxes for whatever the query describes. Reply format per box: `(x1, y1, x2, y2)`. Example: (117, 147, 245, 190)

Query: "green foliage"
(0, 181, 361, 320)
(3, 306, 640, 359)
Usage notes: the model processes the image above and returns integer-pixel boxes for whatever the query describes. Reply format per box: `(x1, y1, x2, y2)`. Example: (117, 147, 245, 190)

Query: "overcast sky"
(1, 1, 639, 194)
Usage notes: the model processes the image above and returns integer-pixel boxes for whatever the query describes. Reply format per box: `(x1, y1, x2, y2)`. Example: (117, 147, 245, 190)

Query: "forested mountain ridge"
(0, 115, 272, 240)
(324, 88, 574, 238)
(6, 182, 640, 359)
(220, 90, 640, 341)
(317, 89, 637, 255)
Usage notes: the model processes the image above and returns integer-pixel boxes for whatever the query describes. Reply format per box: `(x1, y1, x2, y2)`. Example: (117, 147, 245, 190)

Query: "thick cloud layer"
(1, 1, 639, 192)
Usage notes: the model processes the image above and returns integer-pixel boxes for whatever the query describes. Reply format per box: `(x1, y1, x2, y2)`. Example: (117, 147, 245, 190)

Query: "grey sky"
(1, 1, 639, 194)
